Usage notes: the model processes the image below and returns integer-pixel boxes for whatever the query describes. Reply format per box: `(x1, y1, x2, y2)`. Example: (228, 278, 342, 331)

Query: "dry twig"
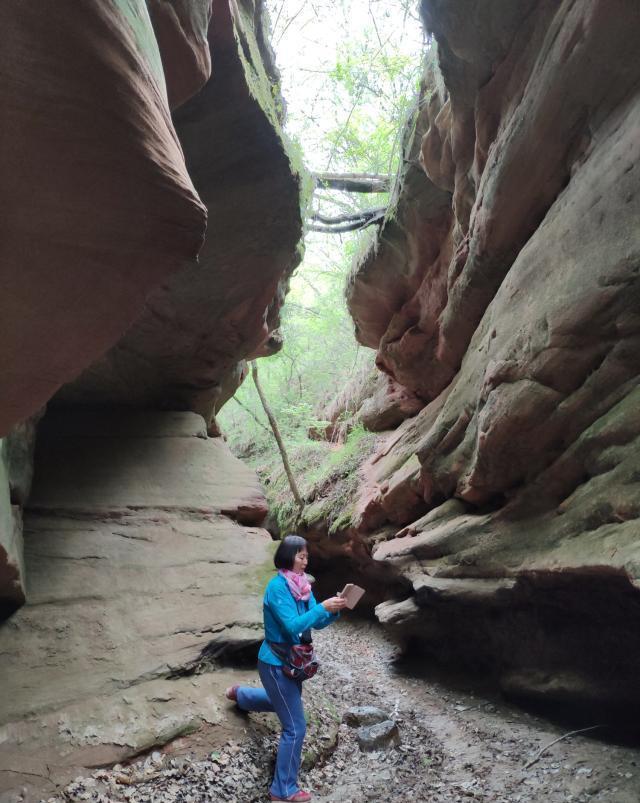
(251, 361, 304, 512)
(524, 725, 603, 769)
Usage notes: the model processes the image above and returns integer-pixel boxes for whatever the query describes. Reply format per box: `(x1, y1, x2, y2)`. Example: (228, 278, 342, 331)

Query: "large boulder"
(356, 720, 401, 752)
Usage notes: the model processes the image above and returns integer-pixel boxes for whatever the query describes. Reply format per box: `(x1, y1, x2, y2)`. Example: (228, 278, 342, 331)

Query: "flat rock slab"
(0, 509, 274, 786)
(412, 575, 517, 607)
(356, 719, 401, 752)
(0, 411, 274, 797)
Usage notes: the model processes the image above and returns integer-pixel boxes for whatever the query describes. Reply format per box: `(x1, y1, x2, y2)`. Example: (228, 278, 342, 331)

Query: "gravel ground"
(42, 621, 640, 803)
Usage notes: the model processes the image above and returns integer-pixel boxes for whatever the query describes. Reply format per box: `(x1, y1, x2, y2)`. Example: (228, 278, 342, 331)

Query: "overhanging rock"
(0, 0, 207, 435)
(59, 0, 304, 429)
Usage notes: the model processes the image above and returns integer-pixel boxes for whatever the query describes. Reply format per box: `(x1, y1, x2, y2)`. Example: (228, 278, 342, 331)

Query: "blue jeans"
(236, 660, 306, 799)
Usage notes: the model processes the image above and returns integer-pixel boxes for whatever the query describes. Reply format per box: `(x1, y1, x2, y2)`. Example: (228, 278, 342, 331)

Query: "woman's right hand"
(322, 595, 348, 613)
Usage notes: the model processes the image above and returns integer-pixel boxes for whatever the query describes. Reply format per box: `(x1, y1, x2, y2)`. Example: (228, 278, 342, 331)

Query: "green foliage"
(250, 424, 377, 535)
(286, 134, 315, 219)
(326, 42, 421, 176)
(219, 244, 371, 460)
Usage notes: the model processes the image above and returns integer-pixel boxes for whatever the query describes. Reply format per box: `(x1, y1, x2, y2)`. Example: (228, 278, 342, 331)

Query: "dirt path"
(44, 621, 640, 803)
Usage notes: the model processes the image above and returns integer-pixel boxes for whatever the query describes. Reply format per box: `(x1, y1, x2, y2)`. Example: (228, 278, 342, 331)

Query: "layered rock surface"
(313, 359, 423, 443)
(2, 2, 301, 434)
(0, 410, 273, 798)
(320, 0, 640, 711)
(148, 0, 214, 109)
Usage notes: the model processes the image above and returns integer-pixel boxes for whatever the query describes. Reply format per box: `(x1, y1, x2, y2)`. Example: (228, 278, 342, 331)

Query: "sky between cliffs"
(265, 0, 425, 309)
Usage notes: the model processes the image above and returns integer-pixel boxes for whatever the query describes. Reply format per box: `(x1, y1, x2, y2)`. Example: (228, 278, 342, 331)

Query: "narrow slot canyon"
(1, 2, 640, 802)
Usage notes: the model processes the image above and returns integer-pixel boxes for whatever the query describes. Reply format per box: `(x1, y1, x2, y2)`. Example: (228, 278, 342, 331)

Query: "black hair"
(273, 534, 308, 570)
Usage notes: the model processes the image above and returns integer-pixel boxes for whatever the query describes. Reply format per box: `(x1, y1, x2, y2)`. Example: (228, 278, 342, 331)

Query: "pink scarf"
(279, 569, 312, 601)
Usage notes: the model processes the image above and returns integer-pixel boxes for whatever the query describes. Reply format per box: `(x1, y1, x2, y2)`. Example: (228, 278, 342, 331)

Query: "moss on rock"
(252, 426, 378, 535)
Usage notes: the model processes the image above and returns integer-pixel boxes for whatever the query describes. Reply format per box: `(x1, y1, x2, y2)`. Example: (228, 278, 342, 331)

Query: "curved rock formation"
(57, 0, 303, 428)
(336, 0, 640, 713)
(0, 0, 207, 436)
(1, 0, 302, 648)
(148, 0, 213, 109)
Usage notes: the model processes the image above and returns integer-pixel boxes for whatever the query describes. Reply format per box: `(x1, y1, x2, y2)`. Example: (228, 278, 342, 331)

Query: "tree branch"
(231, 396, 271, 434)
(313, 172, 391, 193)
(308, 208, 385, 234)
(309, 207, 386, 225)
(524, 725, 603, 769)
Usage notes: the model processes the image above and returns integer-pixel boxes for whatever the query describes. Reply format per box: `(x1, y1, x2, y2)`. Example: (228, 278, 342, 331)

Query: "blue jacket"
(258, 573, 337, 666)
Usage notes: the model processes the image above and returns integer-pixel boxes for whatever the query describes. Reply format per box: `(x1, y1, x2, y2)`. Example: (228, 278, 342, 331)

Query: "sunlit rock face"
(341, 0, 640, 712)
(58, 0, 303, 429)
(312, 360, 423, 443)
(0, 0, 207, 437)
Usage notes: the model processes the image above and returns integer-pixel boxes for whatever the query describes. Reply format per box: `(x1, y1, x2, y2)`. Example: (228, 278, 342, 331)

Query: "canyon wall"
(317, 0, 640, 714)
(0, 2, 302, 796)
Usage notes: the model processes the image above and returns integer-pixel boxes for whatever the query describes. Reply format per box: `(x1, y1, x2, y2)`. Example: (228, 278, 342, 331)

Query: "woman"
(226, 535, 347, 802)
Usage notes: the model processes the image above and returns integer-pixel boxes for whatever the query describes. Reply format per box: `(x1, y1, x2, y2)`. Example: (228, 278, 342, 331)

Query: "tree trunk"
(250, 361, 304, 512)
(309, 207, 385, 225)
(313, 172, 391, 193)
